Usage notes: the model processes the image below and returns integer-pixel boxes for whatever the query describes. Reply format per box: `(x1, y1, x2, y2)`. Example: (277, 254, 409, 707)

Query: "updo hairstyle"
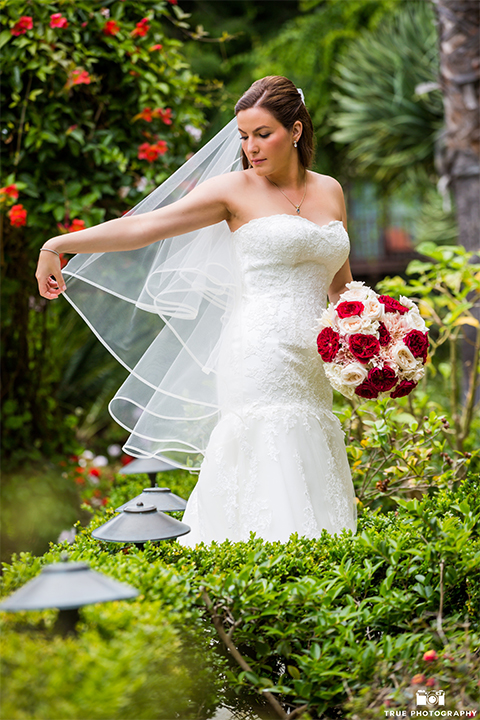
(234, 76, 315, 170)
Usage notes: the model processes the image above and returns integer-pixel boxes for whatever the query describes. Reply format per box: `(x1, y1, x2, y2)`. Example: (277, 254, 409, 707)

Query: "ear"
(292, 120, 303, 143)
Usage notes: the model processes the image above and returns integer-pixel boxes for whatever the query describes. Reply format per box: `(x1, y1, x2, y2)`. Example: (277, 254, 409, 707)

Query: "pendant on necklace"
(296, 207, 300, 214)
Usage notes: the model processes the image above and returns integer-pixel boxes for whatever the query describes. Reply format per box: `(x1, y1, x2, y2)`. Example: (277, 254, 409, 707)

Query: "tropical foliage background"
(1, 0, 479, 717)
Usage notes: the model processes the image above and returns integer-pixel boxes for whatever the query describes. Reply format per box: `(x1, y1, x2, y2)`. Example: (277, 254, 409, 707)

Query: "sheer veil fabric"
(63, 119, 243, 469)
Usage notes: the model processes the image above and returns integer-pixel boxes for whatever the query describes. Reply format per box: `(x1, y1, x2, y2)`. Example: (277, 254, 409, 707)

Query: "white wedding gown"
(178, 214, 357, 546)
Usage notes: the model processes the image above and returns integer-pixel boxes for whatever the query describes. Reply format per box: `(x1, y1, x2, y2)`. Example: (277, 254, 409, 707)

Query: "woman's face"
(236, 106, 302, 176)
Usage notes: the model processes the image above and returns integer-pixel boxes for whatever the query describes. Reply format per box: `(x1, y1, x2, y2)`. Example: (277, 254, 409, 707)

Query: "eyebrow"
(237, 125, 272, 133)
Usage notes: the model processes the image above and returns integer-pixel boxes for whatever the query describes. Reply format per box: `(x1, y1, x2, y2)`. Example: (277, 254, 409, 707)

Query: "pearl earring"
(293, 140, 298, 148)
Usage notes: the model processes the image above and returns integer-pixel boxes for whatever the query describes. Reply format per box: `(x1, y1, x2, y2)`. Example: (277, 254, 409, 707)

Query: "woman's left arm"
(328, 179, 353, 304)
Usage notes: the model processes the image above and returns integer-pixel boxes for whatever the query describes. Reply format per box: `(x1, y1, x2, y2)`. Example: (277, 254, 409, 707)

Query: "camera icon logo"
(416, 689, 446, 707)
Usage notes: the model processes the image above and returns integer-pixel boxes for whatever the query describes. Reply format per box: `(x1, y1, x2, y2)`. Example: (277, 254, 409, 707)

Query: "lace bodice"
(218, 215, 350, 416)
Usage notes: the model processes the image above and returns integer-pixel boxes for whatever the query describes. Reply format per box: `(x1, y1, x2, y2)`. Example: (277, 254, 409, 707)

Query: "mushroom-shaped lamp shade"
(0, 560, 139, 635)
(0, 561, 139, 612)
(92, 502, 190, 544)
(118, 457, 178, 487)
(116, 487, 187, 513)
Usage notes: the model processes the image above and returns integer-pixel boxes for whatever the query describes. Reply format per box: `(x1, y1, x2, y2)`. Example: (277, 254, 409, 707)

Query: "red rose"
(355, 380, 380, 399)
(378, 295, 409, 315)
(367, 365, 397, 392)
(336, 301, 364, 318)
(317, 327, 340, 362)
(378, 322, 391, 347)
(348, 333, 380, 364)
(404, 330, 429, 362)
(89, 468, 101, 477)
(390, 379, 418, 398)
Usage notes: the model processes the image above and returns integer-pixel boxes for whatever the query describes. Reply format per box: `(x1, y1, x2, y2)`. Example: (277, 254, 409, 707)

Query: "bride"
(36, 76, 357, 545)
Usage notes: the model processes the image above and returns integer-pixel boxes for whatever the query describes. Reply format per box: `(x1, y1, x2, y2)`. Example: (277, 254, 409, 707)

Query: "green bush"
(2, 475, 479, 718)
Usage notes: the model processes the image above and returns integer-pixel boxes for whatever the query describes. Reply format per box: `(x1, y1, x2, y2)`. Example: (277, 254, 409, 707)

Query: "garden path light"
(92, 501, 190, 549)
(116, 486, 187, 512)
(118, 456, 180, 487)
(0, 556, 138, 635)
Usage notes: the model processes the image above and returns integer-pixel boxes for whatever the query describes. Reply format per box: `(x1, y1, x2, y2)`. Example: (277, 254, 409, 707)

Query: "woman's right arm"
(36, 174, 232, 299)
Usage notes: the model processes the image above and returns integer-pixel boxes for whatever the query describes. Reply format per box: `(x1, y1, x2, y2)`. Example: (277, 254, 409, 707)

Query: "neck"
(266, 160, 306, 189)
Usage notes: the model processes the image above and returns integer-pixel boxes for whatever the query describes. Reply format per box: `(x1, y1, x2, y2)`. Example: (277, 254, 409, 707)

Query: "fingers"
(38, 274, 67, 300)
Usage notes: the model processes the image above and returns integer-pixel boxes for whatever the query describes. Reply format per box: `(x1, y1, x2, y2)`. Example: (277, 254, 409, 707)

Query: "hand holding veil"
(63, 119, 242, 469)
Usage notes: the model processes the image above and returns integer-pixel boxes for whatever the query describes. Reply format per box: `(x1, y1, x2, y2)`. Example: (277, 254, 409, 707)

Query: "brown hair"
(234, 76, 315, 170)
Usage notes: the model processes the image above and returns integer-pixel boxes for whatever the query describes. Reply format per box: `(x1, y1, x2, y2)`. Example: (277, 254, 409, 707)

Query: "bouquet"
(316, 281, 429, 401)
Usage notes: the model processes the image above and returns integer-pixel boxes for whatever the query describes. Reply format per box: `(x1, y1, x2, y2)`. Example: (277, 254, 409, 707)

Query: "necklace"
(266, 174, 307, 215)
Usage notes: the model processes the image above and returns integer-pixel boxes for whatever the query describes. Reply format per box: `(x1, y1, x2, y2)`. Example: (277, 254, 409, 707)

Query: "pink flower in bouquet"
(348, 334, 380, 364)
(317, 327, 340, 362)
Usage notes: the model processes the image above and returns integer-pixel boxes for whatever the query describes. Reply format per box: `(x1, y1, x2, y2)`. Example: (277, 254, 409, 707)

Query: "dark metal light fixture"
(116, 486, 187, 513)
(0, 558, 139, 635)
(118, 456, 178, 487)
(92, 501, 190, 548)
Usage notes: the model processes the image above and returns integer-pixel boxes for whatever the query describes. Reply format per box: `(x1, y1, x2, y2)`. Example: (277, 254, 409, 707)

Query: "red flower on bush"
(336, 300, 364, 318)
(355, 379, 379, 399)
(121, 454, 135, 466)
(390, 379, 418, 398)
(7, 204, 27, 227)
(11, 16, 33, 36)
(68, 69, 92, 86)
(423, 650, 438, 662)
(367, 365, 397, 392)
(69, 219, 86, 232)
(378, 322, 391, 347)
(134, 107, 173, 124)
(149, 44, 163, 52)
(0, 184, 19, 202)
(317, 327, 340, 362)
(138, 140, 168, 161)
(58, 253, 69, 269)
(378, 295, 409, 315)
(348, 333, 380, 364)
(167, 0, 178, 4)
(404, 329, 429, 362)
(50, 13, 68, 29)
(103, 20, 120, 36)
(131, 18, 150, 37)
(411, 674, 426, 685)
(89, 468, 101, 478)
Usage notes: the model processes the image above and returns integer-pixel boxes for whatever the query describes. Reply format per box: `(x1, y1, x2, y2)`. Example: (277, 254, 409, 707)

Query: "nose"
(246, 136, 259, 156)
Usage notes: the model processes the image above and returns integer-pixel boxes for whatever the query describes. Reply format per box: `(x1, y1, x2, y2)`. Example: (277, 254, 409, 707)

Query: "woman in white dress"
(36, 76, 357, 545)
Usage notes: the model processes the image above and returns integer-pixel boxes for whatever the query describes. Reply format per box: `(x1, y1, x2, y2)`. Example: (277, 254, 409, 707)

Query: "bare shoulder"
(308, 171, 344, 195)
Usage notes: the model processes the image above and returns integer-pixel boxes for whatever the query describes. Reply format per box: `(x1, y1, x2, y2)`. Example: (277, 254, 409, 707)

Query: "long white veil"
(63, 118, 243, 470)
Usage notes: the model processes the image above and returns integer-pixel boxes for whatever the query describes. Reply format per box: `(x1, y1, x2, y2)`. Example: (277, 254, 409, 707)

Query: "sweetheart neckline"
(230, 215, 344, 237)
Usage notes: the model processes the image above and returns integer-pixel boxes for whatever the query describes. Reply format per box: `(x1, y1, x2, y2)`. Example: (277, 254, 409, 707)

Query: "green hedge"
(1, 475, 479, 718)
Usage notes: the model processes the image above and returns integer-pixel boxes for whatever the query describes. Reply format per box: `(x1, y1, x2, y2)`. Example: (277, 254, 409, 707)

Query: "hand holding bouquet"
(316, 281, 429, 401)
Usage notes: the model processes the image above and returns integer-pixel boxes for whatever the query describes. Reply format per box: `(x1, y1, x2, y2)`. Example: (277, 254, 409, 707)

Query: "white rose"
(339, 280, 371, 302)
(403, 358, 426, 382)
(363, 297, 385, 322)
(325, 364, 355, 398)
(337, 315, 375, 334)
(392, 342, 417, 372)
(404, 309, 427, 332)
(340, 363, 368, 387)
